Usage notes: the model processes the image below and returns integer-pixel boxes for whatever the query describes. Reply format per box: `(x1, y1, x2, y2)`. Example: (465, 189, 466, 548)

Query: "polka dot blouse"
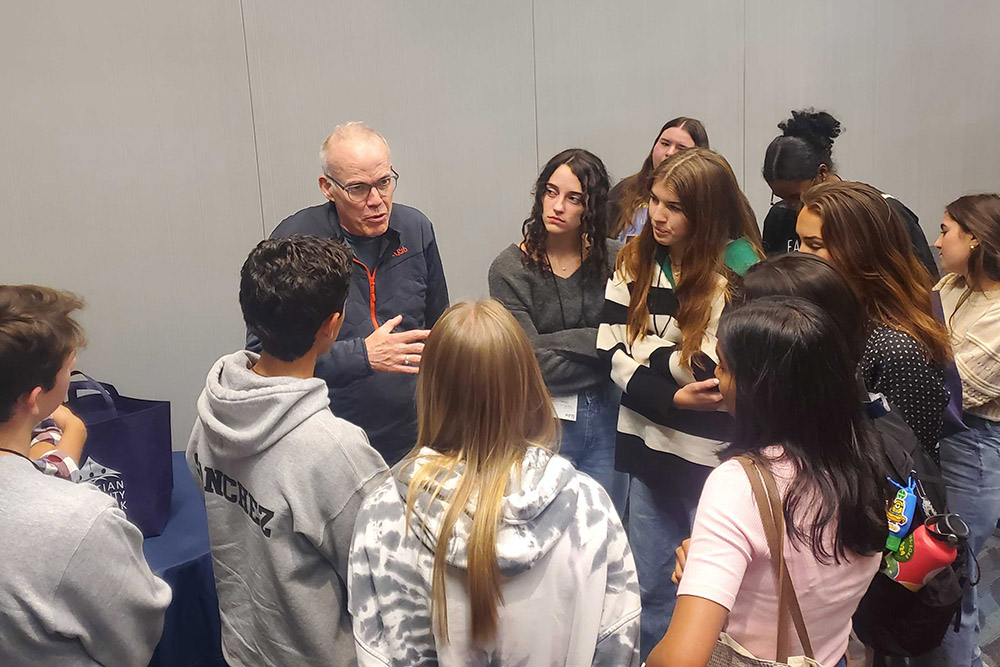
(861, 325, 949, 462)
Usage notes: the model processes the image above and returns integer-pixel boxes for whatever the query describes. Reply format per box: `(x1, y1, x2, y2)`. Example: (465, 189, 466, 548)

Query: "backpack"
(851, 394, 972, 658)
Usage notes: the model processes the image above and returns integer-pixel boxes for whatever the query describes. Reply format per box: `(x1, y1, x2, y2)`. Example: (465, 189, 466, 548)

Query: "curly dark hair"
(762, 108, 844, 182)
(521, 148, 611, 284)
(240, 235, 354, 362)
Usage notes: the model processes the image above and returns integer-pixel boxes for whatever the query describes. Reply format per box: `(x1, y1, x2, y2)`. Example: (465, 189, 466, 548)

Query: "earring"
(971, 243, 979, 250)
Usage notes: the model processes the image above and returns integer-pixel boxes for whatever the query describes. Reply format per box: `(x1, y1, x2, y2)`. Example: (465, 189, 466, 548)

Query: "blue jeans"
(558, 382, 629, 517)
(917, 414, 1000, 667)
(901, 414, 1000, 667)
(629, 460, 713, 662)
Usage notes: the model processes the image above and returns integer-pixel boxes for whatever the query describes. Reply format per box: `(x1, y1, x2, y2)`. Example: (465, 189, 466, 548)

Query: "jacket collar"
(323, 201, 402, 244)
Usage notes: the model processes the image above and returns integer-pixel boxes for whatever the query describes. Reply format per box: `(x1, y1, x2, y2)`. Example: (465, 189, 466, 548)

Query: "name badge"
(551, 394, 579, 422)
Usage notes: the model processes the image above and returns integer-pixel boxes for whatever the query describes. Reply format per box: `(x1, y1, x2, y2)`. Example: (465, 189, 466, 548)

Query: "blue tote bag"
(66, 372, 174, 537)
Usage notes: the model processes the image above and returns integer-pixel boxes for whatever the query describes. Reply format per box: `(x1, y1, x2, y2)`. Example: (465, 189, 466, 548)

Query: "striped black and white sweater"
(597, 242, 756, 478)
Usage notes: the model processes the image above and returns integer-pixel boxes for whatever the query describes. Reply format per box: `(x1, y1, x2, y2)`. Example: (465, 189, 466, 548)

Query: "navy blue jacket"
(254, 201, 449, 464)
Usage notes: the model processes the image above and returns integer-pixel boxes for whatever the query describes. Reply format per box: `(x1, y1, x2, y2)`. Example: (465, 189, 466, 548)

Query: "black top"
(861, 325, 948, 462)
(761, 195, 939, 280)
(341, 229, 383, 270)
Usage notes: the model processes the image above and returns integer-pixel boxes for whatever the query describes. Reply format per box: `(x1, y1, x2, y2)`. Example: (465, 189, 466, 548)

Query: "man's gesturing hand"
(364, 315, 430, 374)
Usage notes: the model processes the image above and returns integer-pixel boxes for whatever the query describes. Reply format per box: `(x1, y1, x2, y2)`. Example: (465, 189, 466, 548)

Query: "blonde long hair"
(617, 148, 762, 366)
(404, 299, 558, 644)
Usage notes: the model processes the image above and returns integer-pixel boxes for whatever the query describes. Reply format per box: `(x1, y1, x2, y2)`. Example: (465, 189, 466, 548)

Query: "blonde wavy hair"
(404, 299, 558, 644)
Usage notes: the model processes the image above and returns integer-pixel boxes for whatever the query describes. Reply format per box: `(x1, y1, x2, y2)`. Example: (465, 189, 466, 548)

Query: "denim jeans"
(558, 382, 629, 517)
(925, 414, 1000, 666)
(899, 414, 1000, 667)
(629, 460, 713, 661)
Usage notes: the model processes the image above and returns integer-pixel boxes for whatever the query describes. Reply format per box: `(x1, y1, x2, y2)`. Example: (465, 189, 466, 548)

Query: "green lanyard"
(657, 250, 677, 289)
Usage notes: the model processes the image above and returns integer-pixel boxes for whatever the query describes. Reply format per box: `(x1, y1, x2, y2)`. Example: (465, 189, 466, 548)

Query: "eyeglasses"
(325, 168, 399, 203)
(770, 193, 803, 212)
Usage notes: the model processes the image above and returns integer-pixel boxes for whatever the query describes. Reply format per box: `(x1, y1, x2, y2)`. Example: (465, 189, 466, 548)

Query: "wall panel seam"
(741, 0, 747, 192)
(530, 0, 539, 174)
(239, 0, 267, 237)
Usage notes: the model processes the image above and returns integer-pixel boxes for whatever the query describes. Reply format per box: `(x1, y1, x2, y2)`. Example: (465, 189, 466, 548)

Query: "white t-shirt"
(677, 449, 880, 666)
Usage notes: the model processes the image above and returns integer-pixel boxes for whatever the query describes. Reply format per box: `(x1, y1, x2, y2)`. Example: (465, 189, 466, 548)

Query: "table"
(143, 451, 225, 666)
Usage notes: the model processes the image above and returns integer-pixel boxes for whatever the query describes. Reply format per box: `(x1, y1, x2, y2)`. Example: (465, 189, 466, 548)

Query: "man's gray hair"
(319, 122, 390, 175)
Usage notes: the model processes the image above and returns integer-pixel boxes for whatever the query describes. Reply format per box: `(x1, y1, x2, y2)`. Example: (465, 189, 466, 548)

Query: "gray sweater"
(187, 350, 387, 667)
(488, 240, 622, 396)
(0, 456, 171, 666)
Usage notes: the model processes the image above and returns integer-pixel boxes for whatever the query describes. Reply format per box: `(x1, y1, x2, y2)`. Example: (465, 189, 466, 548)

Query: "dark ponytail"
(762, 109, 843, 182)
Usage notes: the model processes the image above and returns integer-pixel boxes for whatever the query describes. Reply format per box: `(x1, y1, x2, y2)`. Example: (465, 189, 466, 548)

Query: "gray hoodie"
(187, 350, 387, 667)
(348, 446, 641, 666)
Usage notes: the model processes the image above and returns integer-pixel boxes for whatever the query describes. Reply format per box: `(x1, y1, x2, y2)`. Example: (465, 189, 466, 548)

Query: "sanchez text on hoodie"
(187, 350, 387, 667)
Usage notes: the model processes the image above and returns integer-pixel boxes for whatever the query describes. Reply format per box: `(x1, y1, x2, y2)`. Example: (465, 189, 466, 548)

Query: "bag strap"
(736, 456, 815, 661)
(758, 459, 814, 659)
(68, 370, 119, 415)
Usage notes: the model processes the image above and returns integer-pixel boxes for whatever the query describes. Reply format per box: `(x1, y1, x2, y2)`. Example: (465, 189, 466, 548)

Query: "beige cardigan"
(936, 274, 1000, 421)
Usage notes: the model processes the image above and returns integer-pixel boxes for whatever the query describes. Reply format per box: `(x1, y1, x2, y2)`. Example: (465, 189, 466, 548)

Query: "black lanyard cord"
(652, 264, 670, 339)
(0, 447, 32, 463)
(549, 267, 586, 330)
(546, 251, 586, 330)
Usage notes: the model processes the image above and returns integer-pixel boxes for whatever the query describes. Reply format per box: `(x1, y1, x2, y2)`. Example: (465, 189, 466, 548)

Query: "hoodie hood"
(195, 351, 331, 457)
(394, 445, 578, 577)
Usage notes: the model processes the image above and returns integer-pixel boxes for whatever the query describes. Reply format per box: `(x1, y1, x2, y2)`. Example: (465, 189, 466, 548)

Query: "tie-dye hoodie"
(348, 445, 641, 667)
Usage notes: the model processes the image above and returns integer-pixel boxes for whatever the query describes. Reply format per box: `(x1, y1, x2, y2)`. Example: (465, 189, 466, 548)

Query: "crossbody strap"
(737, 456, 815, 661)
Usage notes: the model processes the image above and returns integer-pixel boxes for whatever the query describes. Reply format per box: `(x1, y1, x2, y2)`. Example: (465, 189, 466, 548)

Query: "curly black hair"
(240, 235, 353, 362)
(762, 108, 844, 182)
(521, 148, 611, 284)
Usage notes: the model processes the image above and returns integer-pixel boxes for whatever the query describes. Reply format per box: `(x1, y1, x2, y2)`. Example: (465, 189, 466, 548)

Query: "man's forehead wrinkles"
(327, 144, 390, 182)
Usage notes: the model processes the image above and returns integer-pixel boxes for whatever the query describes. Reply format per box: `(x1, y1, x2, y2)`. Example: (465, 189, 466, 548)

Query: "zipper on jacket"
(354, 258, 379, 328)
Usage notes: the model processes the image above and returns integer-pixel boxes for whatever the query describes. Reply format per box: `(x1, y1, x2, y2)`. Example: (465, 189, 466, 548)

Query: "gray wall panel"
(533, 0, 745, 188)
(870, 2, 1000, 235)
(3, 0, 1000, 454)
(242, 0, 538, 300)
(745, 1, 1000, 240)
(744, 0, 880, 223)
(0, 1, 262, 448)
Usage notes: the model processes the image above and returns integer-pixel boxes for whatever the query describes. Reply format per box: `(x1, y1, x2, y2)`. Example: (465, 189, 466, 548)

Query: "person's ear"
(320, 312, 344, 342)
(17, 386, 44, 418)
(815, 164, 829, 183)
(318, 175, 337, 202)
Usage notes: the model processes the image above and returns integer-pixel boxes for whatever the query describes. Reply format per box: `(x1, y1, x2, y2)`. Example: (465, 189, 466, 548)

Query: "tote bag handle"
(68, 370, 119, 416)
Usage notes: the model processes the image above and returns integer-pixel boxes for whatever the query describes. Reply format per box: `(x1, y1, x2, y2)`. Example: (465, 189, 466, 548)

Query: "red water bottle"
(881, 514, 968, 591)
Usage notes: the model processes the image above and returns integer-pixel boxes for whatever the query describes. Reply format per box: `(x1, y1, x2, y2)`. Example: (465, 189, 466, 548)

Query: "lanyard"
(546, 251, 586, 330)
(652, 247, 674, 338)
(0, 448, 32, 463)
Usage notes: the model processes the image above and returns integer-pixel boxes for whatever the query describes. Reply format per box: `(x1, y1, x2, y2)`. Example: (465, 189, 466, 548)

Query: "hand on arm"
(671, 538, 691, 585)
(364, 315, 429, 374)
(672, 378, 724, 411)
(30, 405, 87, 462)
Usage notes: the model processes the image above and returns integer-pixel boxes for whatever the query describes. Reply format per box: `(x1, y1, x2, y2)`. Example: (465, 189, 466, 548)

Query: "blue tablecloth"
(143, 452, 225, 666)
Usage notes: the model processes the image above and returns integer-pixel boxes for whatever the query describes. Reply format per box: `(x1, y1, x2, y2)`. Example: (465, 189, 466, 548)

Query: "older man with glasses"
(254, 122, 449, 465)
